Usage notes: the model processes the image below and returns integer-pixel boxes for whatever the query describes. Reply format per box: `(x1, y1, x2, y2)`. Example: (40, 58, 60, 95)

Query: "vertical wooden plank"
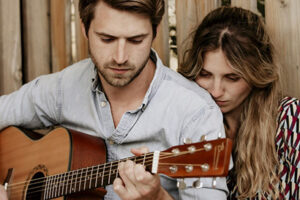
(0, 0, 22, 95)
(152, 0, 170, 67)
(176, 0, 221, 66)
(22, 0, 51, 82)
(50, 0, 72, 72)
(231, 0, 258, 13)
(265, 0, 300, 98)
(74, 0, 89, 63)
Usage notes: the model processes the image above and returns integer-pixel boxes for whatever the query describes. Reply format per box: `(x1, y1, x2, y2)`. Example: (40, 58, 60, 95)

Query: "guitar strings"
(8, 152, 160, 198)
(7, 147, 208, 198)
(7, 151, 155, 189)
(7, 151, 172, 198)
(8, 148, 207, 198)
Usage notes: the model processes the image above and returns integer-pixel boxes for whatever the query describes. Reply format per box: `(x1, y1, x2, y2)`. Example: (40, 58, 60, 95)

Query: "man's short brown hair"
(79, 0, 165, 38)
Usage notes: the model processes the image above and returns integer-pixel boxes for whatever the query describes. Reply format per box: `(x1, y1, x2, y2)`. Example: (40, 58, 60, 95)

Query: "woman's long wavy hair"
(178, 7, 282, 199)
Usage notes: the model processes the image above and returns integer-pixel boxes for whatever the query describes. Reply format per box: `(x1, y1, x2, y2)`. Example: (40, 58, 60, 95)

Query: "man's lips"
(109, 68, 130, 74)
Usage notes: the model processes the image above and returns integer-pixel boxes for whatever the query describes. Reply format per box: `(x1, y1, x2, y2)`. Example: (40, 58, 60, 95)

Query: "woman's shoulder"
(276, 96, 300, 142)
(278, 96, 300, 112)
(277, 96, 300, 125)
(276, 96, 300, 199)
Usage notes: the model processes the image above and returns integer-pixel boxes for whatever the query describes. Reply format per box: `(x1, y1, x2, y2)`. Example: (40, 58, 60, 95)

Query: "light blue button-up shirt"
(0, 51, 229, 199)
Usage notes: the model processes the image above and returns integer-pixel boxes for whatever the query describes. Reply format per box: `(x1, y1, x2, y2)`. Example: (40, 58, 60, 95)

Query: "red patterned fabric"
(276, 97, 300, 200)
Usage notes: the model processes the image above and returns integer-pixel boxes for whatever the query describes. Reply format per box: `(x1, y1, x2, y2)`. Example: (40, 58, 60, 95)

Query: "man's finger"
(131, 146, 149, 156)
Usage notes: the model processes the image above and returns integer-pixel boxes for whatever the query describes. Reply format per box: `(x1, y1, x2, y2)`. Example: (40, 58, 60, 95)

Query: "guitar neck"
(43, 153, 155, 199)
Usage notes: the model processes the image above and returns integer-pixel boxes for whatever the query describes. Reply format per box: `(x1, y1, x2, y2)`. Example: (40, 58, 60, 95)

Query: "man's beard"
(89, 48, 149, 87)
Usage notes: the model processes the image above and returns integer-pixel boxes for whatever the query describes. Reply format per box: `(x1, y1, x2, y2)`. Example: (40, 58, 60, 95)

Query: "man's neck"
(100, 59, 156, 127)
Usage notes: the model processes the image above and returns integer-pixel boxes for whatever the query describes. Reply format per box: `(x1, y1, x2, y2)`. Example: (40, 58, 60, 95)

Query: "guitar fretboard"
(43, 152, 154, 199)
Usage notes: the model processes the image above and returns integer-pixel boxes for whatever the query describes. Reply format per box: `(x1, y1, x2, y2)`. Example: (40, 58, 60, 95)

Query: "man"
(0, 0, 228, 199)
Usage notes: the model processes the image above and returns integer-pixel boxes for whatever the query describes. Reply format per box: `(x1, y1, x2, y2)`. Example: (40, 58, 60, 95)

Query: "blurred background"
(0, 0, 299, 98)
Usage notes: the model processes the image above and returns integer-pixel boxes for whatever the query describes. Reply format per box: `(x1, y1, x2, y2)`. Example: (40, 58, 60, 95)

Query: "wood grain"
(265, 0, 300, 98)
(22, 0, 51, 82)
(50, 0, 72, 72)
(175, 0, 221, 66)
(152, 0, 170, 67)
(0, 127, 70, 200)
(0, 0, 22, 95)
(231, 0, 258, 13)
(74, 0, 89, 63)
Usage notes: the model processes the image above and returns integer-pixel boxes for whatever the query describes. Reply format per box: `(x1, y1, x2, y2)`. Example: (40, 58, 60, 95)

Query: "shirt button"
(101, 101, 107, 107)
(108, 139, 114, 145)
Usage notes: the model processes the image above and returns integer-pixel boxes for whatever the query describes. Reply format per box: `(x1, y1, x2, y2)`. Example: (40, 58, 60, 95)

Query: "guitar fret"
(50, 175, 55, 199)
(55, 174, 60, 197)
(108, 162, 113, 184)
(55, 174, 61, 197)
(60, 172, 66, 196)
(79, 168, 84, 192)
(142, 154, 146, 166)
(55, 174, 59, 197)
(73, 170, 78, 194)
(65, 172, 70, 195)
(116, 160, 120, 178)
(74, 169, 79, 193)
(95, 165, 100, 187)
(84, 167, 89, 190)
(57, 174, 62, 196)
(89, 166, 94, 189)
(101, 163, 106, 186)
(50, 175, 54, 199)
(69, 170, 73, 194)
(44, 176, 49, 200)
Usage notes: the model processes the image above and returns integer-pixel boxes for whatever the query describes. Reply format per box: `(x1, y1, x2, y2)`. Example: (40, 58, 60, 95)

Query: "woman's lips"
(215, 100, 227, 106)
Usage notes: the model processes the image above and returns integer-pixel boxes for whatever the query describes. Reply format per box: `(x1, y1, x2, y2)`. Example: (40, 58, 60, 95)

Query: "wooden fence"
(0, 0, 300, 98)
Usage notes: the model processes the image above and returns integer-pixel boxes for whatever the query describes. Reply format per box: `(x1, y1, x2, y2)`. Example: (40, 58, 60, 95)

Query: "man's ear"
(81, 20, 88, 39)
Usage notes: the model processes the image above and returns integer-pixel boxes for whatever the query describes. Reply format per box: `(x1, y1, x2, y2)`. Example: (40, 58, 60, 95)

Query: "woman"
(178, 6, 299, 199)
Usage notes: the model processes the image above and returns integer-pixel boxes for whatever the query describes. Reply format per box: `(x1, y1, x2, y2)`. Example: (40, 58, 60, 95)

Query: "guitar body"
(0, 126, 107, 200)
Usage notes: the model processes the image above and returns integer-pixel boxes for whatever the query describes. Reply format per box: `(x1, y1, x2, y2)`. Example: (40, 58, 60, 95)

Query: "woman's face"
(195, 49, 252, 114)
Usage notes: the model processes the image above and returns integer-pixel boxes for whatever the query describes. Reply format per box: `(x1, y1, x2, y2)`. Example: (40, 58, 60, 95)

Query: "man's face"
(86, 1, 154, 87)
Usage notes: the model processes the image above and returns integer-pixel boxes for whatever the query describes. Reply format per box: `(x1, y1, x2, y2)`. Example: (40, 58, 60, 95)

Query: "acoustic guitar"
(0, 126, 232, 200)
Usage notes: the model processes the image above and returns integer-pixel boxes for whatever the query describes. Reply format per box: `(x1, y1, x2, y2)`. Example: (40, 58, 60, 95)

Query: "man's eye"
(128, 39, 143, 44)
(101, 38, 114, 43)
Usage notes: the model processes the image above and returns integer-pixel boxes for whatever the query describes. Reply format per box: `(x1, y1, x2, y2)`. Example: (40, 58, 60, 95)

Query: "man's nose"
(113, 40, 128, 64)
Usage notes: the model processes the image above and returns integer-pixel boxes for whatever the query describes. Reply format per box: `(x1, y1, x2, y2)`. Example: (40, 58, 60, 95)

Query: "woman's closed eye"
(199, 71, 211, 77)
(226, 74, 241, 81)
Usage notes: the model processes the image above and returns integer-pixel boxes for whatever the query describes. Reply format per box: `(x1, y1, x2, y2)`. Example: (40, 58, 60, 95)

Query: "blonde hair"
(178, 7, 282, 198)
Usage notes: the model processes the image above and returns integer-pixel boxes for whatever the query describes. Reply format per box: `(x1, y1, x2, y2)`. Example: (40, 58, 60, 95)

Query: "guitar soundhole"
(25, 172, 46, 200)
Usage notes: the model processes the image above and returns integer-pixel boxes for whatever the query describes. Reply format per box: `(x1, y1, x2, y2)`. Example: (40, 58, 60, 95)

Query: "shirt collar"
(91, 49, 166, 111)
(140, 49, 165, 111)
